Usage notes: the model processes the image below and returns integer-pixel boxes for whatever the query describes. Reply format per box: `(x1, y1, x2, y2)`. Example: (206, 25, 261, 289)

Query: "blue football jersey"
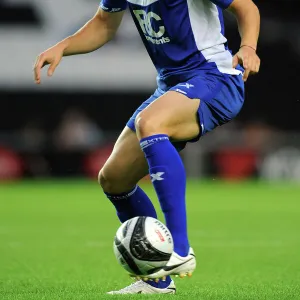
(100, 0, 242, 89)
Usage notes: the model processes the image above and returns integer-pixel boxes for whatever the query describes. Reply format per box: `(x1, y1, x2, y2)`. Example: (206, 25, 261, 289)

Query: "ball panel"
(122, 218, 132, 238)
(115, 216, 139, 242)
(129, 217, 172, 262)
(145, 217, 173, 254)
(114, 236, 141, 275)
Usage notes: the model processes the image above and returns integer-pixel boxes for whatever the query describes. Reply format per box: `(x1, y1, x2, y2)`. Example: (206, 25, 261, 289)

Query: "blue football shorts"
(126, 71, 245, 151)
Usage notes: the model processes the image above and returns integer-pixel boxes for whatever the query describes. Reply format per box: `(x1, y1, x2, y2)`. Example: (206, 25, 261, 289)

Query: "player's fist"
(232, 45, 260, 82)
(33, 44, 64, 84)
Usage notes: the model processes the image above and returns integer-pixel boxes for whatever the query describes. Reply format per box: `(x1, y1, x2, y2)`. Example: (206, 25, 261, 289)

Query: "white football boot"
(140, 248, 196, 281)
(107, 280, 176, 294)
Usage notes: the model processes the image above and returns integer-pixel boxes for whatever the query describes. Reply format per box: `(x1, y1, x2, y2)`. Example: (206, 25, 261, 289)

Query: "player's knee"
(98, 167, 135, 194)
(135, 112, 170, 138)
(98, 168, 106, 188)
(98, 168, 115, 193)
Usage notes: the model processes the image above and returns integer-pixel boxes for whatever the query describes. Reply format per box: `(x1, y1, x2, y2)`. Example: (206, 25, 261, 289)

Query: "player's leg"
(135, 91, 200, 269)
(134, 73, 245, 280)
(99, 91, 167, 222)
(98, 126, 156, 222)
(98, 126, 174, 290)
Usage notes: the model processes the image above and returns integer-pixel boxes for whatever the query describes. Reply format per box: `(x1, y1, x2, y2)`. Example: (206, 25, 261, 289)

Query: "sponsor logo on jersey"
(133, 10, 170, 45)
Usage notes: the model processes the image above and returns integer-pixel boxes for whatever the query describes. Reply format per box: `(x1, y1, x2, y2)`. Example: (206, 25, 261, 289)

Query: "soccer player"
(34, 0, 260, 294)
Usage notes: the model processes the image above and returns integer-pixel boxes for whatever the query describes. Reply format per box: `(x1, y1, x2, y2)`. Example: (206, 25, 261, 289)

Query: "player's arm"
(227, 0, 261, 81)
(34, 8, 125, 84)
(228, 0, 259, 53)
(63, 9, 124, 56)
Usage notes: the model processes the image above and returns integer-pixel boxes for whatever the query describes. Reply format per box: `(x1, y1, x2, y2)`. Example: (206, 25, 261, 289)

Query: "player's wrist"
(59, 37, 72, 56)
(240, 44, 257, 52)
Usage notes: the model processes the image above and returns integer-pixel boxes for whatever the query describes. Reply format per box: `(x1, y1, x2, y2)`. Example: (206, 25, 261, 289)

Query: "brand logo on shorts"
(175, 89, 187, 95)
(133, 10, 170, 45)
(150, 172, 165, 182)
(178, 83, 194, 89)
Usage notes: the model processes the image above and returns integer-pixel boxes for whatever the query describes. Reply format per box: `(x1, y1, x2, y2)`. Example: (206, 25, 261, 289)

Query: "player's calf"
(97, 127, 157, 223)
(97, 127, 148, 194)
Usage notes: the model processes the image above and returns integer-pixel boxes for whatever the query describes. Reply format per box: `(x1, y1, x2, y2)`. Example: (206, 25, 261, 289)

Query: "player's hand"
(33, 44, 64, 84)
(232, 46, 260, 82)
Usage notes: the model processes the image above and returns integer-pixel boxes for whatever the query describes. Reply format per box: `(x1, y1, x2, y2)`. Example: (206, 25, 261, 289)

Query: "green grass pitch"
(0, 180, 300, 299)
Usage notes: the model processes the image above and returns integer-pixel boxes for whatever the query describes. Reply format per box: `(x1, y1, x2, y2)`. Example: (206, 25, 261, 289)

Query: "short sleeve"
(100, 0, 127, 13)
(209, 0, 233, 9)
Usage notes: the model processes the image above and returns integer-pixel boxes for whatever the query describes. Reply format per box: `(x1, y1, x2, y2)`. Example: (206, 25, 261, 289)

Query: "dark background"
(0, 0, 299, 179)
(1, 0, 299, 131)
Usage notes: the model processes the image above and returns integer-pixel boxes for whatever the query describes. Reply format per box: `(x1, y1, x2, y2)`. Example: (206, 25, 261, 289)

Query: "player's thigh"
(98, 127, 148, 193)
(135, 91, 200, 141)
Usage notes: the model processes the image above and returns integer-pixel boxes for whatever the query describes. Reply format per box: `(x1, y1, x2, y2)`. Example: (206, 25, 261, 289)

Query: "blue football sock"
(105, 185, 172, 288)
(140, 134, 190, 257)
(105, 186, 157, 222)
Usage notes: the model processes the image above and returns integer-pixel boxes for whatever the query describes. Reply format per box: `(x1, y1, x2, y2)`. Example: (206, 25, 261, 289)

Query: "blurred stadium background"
(0, 0, 300, 180)
(1, 0, 300, 299)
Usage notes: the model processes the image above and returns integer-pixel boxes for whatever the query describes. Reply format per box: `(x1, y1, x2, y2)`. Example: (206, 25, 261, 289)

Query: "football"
(113, 216, 174, 276)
